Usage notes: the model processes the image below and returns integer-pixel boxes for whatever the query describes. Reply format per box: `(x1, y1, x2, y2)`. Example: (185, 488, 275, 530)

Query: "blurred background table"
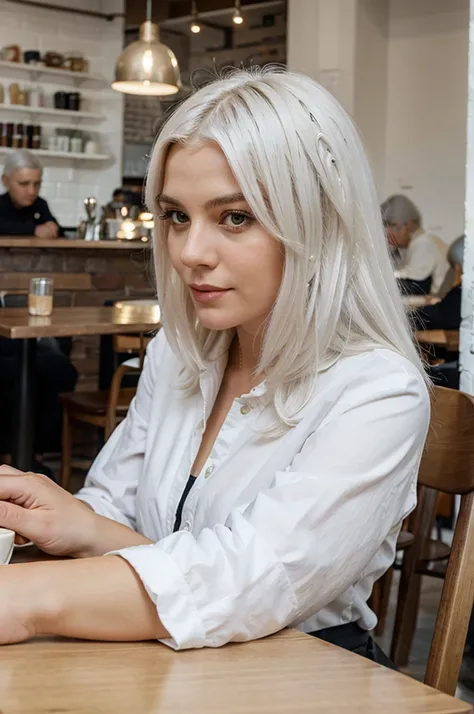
(0, 305, 159, 471)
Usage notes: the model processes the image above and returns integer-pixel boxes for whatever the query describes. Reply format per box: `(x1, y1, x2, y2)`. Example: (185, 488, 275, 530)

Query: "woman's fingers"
(0, 500, 38, 541)
(0, 474, 42, 506)
(0, 465, 24, 476)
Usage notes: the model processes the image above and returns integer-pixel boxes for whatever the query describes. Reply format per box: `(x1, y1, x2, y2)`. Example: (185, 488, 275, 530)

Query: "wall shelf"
(0, 104, 104, 122)
(0, 60, 106, 87)
(0, 146, 109, 161)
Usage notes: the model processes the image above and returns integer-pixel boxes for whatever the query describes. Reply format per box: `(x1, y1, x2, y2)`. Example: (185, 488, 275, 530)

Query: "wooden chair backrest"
(420, 386, 474, 494)
(113, 333, 153, 368)
(414, 386, 474, 694)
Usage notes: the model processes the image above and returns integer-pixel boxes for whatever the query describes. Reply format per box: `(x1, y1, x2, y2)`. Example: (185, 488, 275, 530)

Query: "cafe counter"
(0, 236, 155, 390)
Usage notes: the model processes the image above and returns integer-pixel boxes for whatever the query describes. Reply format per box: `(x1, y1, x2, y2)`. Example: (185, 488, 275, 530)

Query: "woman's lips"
(190, 287, 230, 303)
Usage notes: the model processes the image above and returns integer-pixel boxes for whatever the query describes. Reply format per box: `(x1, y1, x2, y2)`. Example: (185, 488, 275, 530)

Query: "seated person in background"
(104, 187, 134, 219)
(0, 319, 77, 477)
(413, 235, 464, 331)
(0, 150, 63, 237)
(413, 235, 464, 391)
(381, 194, 449, 295)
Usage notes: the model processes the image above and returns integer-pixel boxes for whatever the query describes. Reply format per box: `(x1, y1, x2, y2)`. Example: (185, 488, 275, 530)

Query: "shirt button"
(183, 520, 192, 531)
(204, 464, 215, 479)
(240, 404, 251, 415)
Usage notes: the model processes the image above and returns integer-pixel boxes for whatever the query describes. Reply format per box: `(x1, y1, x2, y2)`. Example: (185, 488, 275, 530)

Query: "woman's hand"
(0, 466, 153, 558)
(0, 465, 101, 557)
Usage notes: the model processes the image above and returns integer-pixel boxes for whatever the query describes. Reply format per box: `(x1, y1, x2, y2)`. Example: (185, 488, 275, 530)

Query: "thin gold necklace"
(238, 344, 243, 371)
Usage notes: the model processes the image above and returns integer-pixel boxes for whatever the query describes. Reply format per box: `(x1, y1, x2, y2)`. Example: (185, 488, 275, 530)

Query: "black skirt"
(309, 622, 396, 670)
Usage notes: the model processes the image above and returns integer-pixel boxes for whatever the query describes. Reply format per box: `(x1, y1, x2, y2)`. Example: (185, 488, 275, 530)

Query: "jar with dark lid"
(1, 123, 8, 147)
(26, 124, 34, 149)
(68, 92, 81, 111)
(24, 50, 41, 64)
(12, 123, 23, 149)
(32, 125, 41, 150)
(7, 123, 13, 147)
(44, 52, 63, 68)
(54, 91, 68, 110)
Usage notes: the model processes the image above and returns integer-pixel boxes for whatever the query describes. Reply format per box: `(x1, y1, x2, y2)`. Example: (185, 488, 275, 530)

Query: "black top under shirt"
(0, 192, 64, 236)
(413, 286, 461, 332)
(173, 475, 197, 532)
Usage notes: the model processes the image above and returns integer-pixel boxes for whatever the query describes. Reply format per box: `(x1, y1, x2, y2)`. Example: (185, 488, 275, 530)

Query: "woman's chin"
(196, 311, 241, 332)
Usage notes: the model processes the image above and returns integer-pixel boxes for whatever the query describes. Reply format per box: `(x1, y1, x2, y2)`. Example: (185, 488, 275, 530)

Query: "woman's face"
(159, 142, 284, 334)
(2, 168, 42, 208)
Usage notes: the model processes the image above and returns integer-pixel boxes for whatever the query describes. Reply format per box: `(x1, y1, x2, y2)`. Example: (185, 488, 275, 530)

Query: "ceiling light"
(190, 0, 201, 33)
(233, 0, 243, 25)
(112, 0, 180, 96)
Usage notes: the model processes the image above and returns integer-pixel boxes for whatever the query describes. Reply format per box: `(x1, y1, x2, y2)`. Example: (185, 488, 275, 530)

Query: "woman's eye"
(171, 210, 189, 225)
(158, 209, 189, 226)
(222, 211, 253, 229)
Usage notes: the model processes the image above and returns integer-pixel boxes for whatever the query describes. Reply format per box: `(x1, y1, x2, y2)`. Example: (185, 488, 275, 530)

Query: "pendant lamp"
(112, 0, 180, 96)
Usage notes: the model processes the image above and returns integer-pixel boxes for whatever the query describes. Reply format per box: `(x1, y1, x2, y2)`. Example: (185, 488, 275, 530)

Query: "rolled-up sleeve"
(111, 365, 430, 649)
(75, 331, 163, 528)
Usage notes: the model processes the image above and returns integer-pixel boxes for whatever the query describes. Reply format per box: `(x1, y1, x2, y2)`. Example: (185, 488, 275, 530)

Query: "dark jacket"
(413, 286, 461, 331)
(0, 192, 63, 236)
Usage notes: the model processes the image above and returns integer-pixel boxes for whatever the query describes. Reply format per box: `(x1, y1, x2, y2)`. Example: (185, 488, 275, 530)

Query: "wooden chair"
(389, 386, 474, 695)
(59, 333, 152, 491)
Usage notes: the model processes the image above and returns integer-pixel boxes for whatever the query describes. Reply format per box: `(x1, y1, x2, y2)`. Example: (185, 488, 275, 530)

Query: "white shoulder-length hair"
(146, 67, 425, 432)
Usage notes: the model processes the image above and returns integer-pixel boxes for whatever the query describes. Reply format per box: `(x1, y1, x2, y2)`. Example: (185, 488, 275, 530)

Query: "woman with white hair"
(381, 194, 448, 295)
(0, 149, 62, 237)
(0, 69, 429, 664)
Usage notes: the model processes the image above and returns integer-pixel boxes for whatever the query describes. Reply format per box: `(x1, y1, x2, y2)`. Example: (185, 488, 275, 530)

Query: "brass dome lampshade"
(112, 0, 181, 96)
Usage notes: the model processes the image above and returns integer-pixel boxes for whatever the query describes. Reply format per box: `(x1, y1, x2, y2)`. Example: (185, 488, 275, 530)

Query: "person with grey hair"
(414, 235, 464, 332)
(414, 234, 464, 392)
(381, 194, 448, 295)
(0, 149, 62, 237)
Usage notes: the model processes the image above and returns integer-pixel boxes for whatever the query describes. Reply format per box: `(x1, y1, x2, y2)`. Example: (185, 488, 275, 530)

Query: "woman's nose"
(180, 223, 218, 269)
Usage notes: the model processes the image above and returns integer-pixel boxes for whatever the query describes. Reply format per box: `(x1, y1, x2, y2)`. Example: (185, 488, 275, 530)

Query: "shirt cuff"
(108, 544, 207, 650)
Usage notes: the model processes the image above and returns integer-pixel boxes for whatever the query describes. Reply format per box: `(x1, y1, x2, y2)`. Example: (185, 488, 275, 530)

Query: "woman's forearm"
(23, 556, 170, 642)
(77, 513, 154, 558)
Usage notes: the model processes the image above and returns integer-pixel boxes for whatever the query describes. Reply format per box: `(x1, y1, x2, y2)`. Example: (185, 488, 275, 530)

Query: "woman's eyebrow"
(156, 193, 184, 207)
(156, 192, 247, 210)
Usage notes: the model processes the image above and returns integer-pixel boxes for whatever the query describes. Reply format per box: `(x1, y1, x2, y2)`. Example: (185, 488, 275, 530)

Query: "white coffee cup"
(0, 528, 15, 565)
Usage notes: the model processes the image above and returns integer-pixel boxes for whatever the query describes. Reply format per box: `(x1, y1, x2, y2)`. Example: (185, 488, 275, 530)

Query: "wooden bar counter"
(0, 236, 155, 390)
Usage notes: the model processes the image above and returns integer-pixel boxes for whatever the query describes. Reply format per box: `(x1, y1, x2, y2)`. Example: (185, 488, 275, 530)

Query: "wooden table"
(0, 306, 159, 471)
(402, 295, 440, 310)
(7, 549, 471, 713)
(0, 628, 469, 713)
(0, 236, 149, 250)
(415, 329, 460, 351)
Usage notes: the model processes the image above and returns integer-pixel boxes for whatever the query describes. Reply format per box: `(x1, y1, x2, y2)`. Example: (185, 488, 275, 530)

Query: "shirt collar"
(197, 333, 270, 410)
(411, 227, 425, 241)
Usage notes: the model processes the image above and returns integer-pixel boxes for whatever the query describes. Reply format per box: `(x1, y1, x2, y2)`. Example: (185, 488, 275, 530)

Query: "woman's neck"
(229, 328, 264, 386)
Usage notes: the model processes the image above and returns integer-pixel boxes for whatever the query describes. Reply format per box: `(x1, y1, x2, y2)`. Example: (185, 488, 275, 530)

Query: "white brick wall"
(0, 0, 124, 228)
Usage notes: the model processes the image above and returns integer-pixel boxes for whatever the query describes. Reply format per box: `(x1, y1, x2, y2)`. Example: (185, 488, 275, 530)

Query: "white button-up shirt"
(77, 332, 429, 650)
(394, 228, 449, 294)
